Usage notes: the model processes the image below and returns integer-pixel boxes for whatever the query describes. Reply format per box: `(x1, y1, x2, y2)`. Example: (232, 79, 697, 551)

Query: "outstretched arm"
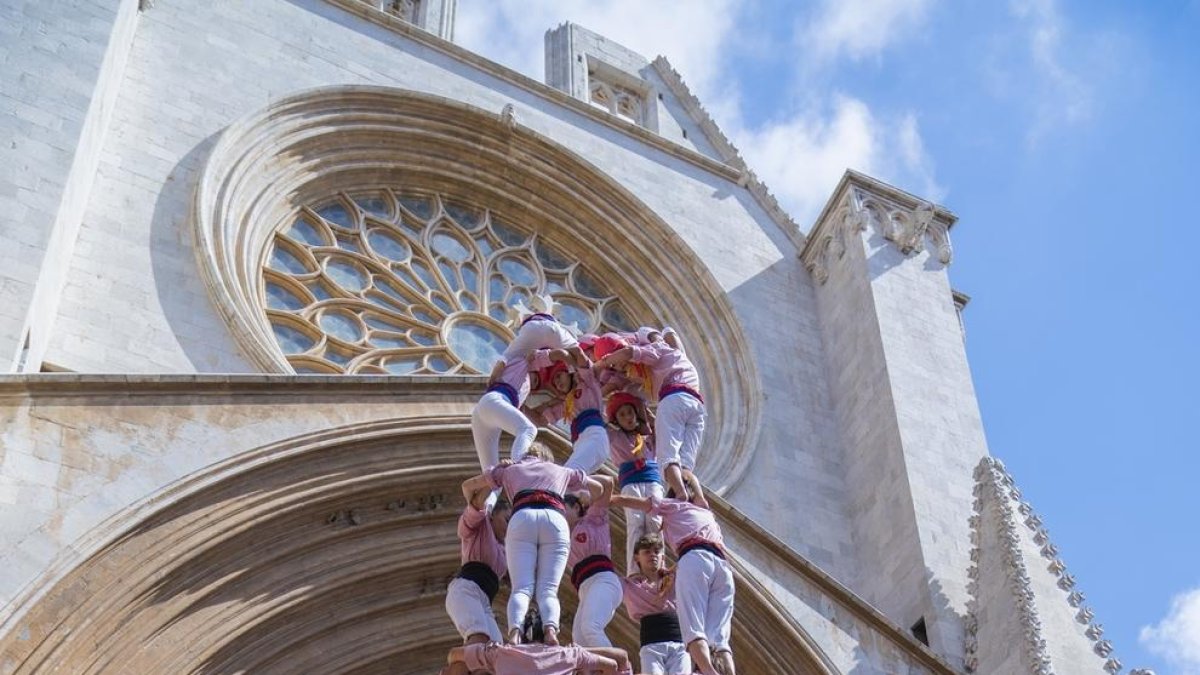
(598, 345, 633, 369)
(611, 493, 653, 513)
(593, 475, 614, 510)
(685, 472, 708, 509)
(462, 474, 492, 501)
(584, 476, 605, 506)
(581, 647, 625, 675)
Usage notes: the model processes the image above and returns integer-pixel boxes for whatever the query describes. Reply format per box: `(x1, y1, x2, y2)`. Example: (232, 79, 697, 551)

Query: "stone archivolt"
(193, 85, 760, 495)
(0, 418, 829, 674)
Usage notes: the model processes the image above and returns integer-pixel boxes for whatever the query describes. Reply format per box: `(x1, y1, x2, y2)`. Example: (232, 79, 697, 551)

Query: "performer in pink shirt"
(606, 392, 665, 571)
(525, 348, 610, 474)
(563, 476, 622, 648)
(621, 534, 691, 675)
(471, 296, 586, 478)
(596, 332, 704, 502)
(461, 445, 603, 646)
(445, 481, 510, 644)
(440, 642, 633, 675)
(613, 473, 736, 675)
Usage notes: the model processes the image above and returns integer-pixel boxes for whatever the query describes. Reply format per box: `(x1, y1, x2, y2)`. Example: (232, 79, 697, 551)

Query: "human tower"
(441, 296, 737, 675)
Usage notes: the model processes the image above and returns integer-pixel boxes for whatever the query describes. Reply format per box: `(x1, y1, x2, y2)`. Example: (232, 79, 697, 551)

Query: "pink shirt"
(607, 428, 656, 465)
(492, 357, 534, 406)
(648, 496, 725, 553)
(488, 455, 587, 500)
(462, 643, 607, 675)
(620, 573, 677, 621)
(457, 504, 506, 579)
(627, 342, 701, 397)
(598, 366, 644, 397)
(568, 500, 612, 568)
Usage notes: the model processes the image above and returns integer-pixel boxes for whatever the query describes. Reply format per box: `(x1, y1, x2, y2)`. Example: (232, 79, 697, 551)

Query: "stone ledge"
(0, 373, 485, 399)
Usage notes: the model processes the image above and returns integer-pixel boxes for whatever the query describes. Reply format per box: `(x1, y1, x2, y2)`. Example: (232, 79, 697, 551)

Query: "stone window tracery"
(261, 189, 636, 375)
(386, 0, 418, 23)
(588, 76, 646, 127)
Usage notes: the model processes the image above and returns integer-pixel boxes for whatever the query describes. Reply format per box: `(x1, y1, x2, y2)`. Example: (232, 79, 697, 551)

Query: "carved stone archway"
(193, 85, 760, 494)
(0, 419, 831, 674)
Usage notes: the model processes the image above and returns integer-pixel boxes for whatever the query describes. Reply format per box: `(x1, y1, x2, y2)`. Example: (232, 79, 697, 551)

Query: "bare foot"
(544, 626, 559, 646)
(505, 628, 521, 646)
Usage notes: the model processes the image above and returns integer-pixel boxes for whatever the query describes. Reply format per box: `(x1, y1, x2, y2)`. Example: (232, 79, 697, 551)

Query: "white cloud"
(1007, 0, 1092, 141)
(455, 0, 943, 227)
(731, 98, 944, 223)
(1140, 587, 1200, 675)
(804, 0, 935, 62)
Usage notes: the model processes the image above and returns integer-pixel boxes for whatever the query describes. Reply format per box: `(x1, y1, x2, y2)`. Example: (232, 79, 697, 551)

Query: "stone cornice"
(801, 170, 957, 285)
(321, 0, 739, 182)
(650, 56, 806, 250)
(0, 373, 484, 400)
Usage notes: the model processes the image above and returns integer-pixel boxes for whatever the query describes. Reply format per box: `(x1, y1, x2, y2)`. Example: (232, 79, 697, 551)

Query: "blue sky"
(458, 1, 1200, 671)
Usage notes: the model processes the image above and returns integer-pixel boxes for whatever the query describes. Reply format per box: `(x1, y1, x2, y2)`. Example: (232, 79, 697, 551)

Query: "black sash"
(640, 611, 683, 646)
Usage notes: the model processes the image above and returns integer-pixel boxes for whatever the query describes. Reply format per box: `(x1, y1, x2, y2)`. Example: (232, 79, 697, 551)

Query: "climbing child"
(525, 348, 609, 474)
(606, 391, 664, 570)
(445, 481, 510, 644)
(563, 476, 622, 648)
(621, 534, 691, 675)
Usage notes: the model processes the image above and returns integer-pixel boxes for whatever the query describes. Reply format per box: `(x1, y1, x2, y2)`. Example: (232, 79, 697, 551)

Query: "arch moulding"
(192, 85, 760, 494)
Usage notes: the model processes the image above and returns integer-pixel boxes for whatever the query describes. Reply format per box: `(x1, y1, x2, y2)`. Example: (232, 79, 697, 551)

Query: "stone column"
(803, 170, 986, 665)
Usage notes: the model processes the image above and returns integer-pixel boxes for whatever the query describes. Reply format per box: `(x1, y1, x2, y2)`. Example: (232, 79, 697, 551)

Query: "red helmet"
(606, 391, 645, 424)
(536, 360, 572, 393)
(578, 333, 599, 352)
(592, 333, 630, 361)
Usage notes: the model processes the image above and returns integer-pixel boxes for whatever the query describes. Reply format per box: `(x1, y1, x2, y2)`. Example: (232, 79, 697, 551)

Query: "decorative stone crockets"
(966, 457, 1132, 674)
(801, 172, 955, 285)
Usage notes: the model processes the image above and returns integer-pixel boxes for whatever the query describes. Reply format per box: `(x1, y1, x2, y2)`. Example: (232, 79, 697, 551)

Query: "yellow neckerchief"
(563, 385, 576, 420)
(626, 363, 654, 401)
(631, 432, 646, 459)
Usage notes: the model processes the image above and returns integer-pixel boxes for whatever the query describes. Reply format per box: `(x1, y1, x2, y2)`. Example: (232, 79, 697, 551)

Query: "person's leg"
(504, 512, 537, 641)
(486, 394, 538, 461)
(655, 395, 689, 498)
(666, 641, 692, 674)
(470, 394, 505, 470)
(639, 644, 667, 675)
(565, 425, 608, 473)
(679, 398, 706, 472)
(573, 571, 622, 647)
(708, 558, 736, 675)
(534, 510, 571, 644)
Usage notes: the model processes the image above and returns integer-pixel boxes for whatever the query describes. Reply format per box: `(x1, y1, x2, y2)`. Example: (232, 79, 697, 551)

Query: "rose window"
(261, 190, 637, 375)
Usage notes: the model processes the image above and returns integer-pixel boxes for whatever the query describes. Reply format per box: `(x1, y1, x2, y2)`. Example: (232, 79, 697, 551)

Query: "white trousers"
(505, 508, 570, 631)
(676, 550, 734, 651)
(502, 319, 578, 362)
(564, 424, 608, 474)
(655, 393, 706, 470)
(444, 577, 502, 643)
(471, 391, 537, 470)
(620, 481, 664, 570)
(572, 569, 622, 647)
(639, 641, 692, 675)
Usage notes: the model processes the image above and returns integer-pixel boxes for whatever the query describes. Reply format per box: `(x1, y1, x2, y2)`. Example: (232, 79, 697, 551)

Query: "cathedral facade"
(0, 1, 1127, 673)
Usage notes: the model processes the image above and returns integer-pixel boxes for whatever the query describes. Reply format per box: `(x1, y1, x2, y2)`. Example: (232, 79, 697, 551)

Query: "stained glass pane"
(270, 245, 312, 275)
(447, 321, 507, 373)
(573, 267, 607, 299)
(444, 202, 479, 228)
(287, 218, 326, 246)
(432, 232, 472, 262)
(398, 194, 435, 220)
(438, 261, 461, 291)
(266, 282, 306, 311)
(368, 230, 410, 262)
(264, 190, 635, 375)
(535, 240, 573, 270)
(319, 312, 363, 343)
(317, 203, 354, 229)
(273, 322, 316, 354)
(499, 257, 536, 286)
(461, 264, 479, 294)
(384, 357, 421, 374)
(327, 259, 368, 292)
(557, 301, 594, 332)
(492, 219, 527, 246)
(355, 196, 392, 221)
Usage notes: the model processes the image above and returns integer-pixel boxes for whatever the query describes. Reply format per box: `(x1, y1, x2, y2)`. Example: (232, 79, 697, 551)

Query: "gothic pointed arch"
(0, 420, 833, 674)
(193, 85, 759, 494)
